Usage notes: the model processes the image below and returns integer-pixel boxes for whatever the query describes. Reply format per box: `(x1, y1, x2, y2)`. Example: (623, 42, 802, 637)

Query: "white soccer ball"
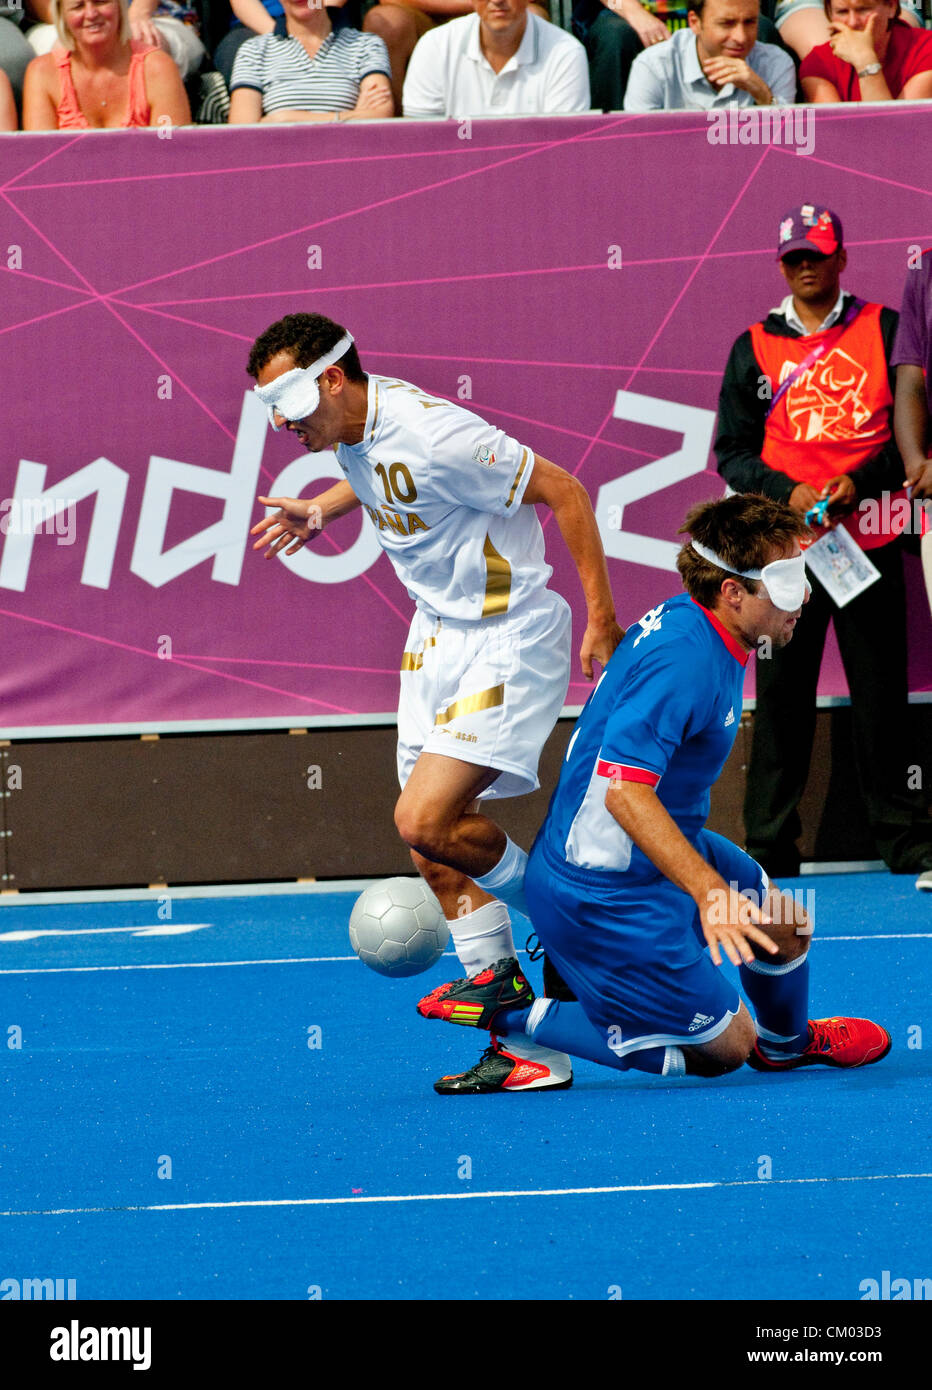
(349, 877, 450, 978)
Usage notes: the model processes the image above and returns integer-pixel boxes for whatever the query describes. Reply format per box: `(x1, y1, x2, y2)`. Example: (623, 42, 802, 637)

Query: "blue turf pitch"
(0, 873, 929, 1300)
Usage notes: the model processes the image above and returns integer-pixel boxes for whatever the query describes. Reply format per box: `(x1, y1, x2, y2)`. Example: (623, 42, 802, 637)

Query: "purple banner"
(1, 107, 930, 731)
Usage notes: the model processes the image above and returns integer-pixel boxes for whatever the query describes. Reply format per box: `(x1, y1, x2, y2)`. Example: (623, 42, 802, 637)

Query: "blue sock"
(497, 1000, 682, 1076)
(740, 953, 810, 1059)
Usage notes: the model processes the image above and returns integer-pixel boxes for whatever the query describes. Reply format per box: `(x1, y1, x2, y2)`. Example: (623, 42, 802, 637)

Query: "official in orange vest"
(715, 204, 932, 887)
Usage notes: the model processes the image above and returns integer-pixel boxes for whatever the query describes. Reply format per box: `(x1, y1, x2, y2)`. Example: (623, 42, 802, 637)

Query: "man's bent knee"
(752, 885, 813, 963)
(395, 802, 438, 857)
(394, 795, 453, 862)
(686, 1006, 755, 1076)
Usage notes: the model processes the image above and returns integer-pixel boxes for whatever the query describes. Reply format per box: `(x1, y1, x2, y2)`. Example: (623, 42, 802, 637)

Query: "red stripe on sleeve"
(597, 760, 660, 787)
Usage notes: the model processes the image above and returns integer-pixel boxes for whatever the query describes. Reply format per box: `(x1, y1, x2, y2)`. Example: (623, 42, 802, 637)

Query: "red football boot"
(416, 976, 464, 1010)
(433, 1035, 573, 1094)
(416, 956, 533, 1028)
(747, 1016, 891, 1071)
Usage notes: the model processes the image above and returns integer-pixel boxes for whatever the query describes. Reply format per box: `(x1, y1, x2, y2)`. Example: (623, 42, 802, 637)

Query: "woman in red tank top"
(22, 0, 189, 130)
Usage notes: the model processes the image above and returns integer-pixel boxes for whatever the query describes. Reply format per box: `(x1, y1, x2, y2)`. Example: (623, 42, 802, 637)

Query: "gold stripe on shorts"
(481, 534, 511, 618)
(434, 683, 505, 726)
(400, 625, 440, 671)
(505, 448, 530, 508)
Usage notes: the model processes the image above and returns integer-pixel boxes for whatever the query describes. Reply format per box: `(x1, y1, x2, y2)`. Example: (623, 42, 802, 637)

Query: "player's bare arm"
(605, 780, 779, 967)
(521, 455, 624, 678)
(250, 480, 361, 558)
(894, 363, 932, 499)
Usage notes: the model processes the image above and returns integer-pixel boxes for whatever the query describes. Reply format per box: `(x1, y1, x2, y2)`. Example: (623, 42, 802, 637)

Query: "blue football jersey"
(537, 593, 749, 881)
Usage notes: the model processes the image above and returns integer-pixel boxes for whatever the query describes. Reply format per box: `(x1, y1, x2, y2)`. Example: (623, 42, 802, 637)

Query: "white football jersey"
(335, 375, 552, 621)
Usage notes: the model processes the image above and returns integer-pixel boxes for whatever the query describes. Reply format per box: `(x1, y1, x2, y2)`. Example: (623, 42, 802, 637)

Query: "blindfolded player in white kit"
(248, 312, 624, 1094)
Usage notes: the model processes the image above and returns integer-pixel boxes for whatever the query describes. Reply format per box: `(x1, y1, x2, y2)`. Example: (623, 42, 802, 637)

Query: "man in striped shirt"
(229, 0, 394, 122)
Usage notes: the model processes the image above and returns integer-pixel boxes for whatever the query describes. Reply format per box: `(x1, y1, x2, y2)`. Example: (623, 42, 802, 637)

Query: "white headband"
(690, 540, 809, 613)
(253, 333, 354, 430)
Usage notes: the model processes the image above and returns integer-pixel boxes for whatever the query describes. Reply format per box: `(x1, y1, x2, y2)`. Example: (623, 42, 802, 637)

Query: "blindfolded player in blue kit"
(422, 493, 892, 1085)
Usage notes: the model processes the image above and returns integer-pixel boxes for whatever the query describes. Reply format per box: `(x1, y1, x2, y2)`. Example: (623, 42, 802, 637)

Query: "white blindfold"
(253, 333, 354, 430)
(690, 540, 810, 612)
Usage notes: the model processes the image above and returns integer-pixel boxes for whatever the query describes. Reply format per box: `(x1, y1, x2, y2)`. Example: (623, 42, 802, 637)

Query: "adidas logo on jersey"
(688, 1013, 715, 1032)
(724, 706, 735, 727)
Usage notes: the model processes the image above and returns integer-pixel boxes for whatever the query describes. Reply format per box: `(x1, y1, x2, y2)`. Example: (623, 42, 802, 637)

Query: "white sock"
(662, 1046, 687, 1077)
(497, 1003, 571, 1076)
(499, 1032, 573, 1081)
(472, 836, 529, 918)
(447, 899, 515, 978)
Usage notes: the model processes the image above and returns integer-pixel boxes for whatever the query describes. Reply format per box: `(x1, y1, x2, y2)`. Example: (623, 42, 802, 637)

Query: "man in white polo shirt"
(624, 0, 796, 110)
(402, 0, 590, 117)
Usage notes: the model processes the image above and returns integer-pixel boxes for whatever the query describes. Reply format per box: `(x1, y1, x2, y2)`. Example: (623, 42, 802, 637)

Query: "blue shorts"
(525, 830, 768, 1057)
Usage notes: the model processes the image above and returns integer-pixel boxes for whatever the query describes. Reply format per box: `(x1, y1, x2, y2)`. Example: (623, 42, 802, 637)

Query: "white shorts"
(397, 589, 572, 801)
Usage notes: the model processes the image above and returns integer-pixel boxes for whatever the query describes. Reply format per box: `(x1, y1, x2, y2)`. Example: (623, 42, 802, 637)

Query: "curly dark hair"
(676, 494, 811, 609)
(247, 313, 365, 382)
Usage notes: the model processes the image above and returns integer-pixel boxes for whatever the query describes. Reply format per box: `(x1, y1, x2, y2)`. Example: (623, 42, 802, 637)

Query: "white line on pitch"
(0, 933, 928, 976)
(0, 956, 348, 976)
(815, 933, 932, 941)
(0, 924, 212, 943)
(3, 1171, 931, 1218)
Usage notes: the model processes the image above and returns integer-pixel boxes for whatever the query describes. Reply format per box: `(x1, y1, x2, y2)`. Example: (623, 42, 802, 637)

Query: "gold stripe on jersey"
(369, 382, 381, 442)
(505, 448, 530, 509)
(434, 683, 505, 726)
(481, 534, 512, 618)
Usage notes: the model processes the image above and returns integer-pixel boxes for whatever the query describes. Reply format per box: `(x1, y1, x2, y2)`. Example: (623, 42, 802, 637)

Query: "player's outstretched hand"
(251, 495, 324, 558)
(579, 617, 625, 680)
(698, 883, 779, 967)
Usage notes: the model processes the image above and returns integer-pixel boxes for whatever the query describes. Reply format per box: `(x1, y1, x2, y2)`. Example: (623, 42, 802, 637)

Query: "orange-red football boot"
(747, 1016, 891, 1071)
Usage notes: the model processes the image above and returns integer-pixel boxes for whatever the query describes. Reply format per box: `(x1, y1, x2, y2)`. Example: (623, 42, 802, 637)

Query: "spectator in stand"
(123, 1, 206, 77)
(23, 0, 190, 127)
(365, 0, 550, 116)
(363, 0, 470, 113)
(213, 0, 359, 94)
(800, 0, 932, 99)
(402, 0, 589, 118)
(27, 0, 207, 79)
(228, 0, 393, 121)
(624, 0, 794, 109)
(774, 0, 920, 67)
(575, 0, 788, 113)
(1, 2, 53, 112)
(715, 204, 932, 891)
(0, 61, 16, 124)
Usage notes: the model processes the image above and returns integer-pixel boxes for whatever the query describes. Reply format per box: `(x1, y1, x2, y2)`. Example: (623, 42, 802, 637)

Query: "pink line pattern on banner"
(1, 112, 929, 729)
(0, 609, 357, 714)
